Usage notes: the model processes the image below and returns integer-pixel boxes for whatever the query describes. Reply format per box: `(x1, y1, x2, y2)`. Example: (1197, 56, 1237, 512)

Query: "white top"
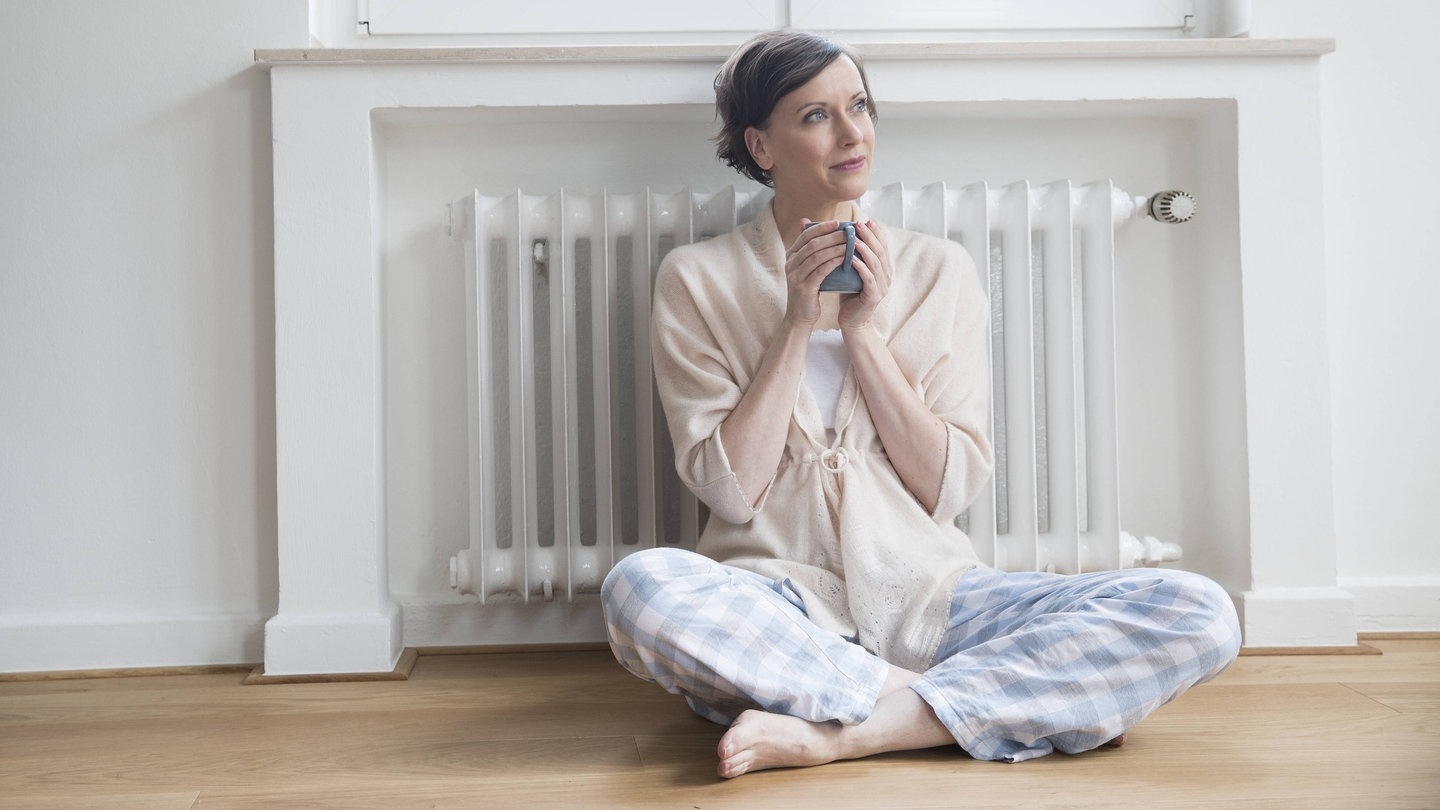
(806, 329, 849, 438)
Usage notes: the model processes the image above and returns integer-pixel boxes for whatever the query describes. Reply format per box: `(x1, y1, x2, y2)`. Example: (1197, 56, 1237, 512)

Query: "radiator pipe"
(1119, 531, 1184, 568)
(449, 552, 474, 596)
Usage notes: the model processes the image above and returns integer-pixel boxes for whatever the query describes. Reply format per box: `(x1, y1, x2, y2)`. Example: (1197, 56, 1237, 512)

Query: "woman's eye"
(852, 98, 869, 113)
(805, 109, 826, 123)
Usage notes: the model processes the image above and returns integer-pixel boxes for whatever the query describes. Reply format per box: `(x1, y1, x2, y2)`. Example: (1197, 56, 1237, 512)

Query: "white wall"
(0, 1, 1434, 674)
(1251, 0, 1440, 629)
(0, 1, 308, 671)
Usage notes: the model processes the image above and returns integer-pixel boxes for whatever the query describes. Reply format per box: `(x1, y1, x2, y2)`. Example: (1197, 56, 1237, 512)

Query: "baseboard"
(0, 612, 266, 676)
(1239, 641, 1382, 656)
(9, 583, 1418, 680)
(262, 605, 404, 677)
(1339, 577, 1440, 632)
(0, 646, 597, 684)
(1236, 586, 1357, 647)
(1359, 630, 1440, 640)
(0, 663, 257, 683)
(412, 642, 610, 655)
(244, 647, 418, 684)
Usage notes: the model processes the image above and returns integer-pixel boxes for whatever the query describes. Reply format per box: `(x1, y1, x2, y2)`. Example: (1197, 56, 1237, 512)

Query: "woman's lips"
(832, 156, 867, 171)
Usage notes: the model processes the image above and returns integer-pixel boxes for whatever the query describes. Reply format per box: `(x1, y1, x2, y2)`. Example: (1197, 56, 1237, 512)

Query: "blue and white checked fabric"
(602, 547, 1240, 762)
(913, 566, 1241, 761)
(601, 547, 889, 726)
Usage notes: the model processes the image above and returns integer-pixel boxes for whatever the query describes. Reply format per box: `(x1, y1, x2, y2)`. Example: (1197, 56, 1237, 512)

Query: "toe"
(718, 753, 752, 779)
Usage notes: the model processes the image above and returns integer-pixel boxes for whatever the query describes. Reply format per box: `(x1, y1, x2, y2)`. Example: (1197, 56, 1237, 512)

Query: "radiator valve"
(1148, 190, 1197, 223)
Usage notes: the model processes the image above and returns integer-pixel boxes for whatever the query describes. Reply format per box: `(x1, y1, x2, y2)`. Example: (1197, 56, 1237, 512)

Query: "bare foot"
(1103, 732, 1128, 748)
(715, 685, 954, 778)
(716, 709, 842, 778)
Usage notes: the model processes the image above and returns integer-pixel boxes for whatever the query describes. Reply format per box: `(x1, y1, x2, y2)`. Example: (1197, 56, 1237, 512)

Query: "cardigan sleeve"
(913, 240, 995, 524)
(649, 249, 768, 525)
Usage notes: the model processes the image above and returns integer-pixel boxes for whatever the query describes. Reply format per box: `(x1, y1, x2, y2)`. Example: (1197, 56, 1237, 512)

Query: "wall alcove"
(258, 40, 1341, 675)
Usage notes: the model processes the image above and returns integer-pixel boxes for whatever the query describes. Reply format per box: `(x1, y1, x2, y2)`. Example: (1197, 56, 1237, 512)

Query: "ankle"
(877, 665, 922, 700)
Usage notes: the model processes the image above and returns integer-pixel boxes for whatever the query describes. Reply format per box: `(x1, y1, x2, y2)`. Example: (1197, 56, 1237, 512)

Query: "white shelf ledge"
(255, 38, 1334, 67)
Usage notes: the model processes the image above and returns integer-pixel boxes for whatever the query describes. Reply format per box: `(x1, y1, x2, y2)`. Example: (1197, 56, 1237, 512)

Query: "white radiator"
(446, 181, 1192, 605)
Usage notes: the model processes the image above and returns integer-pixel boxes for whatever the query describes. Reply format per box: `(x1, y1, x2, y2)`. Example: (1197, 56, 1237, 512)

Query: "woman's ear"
(744, 126, 773, 172)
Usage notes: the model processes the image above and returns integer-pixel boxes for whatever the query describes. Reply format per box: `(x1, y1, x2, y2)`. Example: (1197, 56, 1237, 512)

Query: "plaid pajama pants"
(601, 547, 1241, 762)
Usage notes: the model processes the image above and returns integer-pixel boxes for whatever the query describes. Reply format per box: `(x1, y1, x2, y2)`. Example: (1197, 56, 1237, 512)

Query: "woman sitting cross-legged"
(601, 29, 1241, 779)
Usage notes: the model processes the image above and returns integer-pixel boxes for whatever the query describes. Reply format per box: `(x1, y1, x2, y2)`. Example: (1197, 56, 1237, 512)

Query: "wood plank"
(2, 646, 1438, 809)
(1, 711, 646, 793)
(1346, 681, 1440, 713)
(1220, 639, 1440, 685)
(0, 793, 200, 810)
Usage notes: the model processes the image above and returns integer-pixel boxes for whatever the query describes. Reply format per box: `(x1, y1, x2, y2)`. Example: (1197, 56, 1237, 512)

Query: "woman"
(601, 30, 1240, 779)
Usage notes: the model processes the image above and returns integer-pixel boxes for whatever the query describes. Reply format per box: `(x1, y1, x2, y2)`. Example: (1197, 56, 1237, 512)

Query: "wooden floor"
(2, 639, 1437, 809)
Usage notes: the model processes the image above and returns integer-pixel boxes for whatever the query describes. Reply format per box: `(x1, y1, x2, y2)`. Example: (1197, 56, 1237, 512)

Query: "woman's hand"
(838, 219, 892, 332)
(784, 219, 853, 328)
(838, 219, 947, 512)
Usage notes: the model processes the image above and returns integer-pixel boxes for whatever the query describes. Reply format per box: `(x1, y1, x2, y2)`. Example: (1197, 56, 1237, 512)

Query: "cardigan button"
(820, 448, 850, 474)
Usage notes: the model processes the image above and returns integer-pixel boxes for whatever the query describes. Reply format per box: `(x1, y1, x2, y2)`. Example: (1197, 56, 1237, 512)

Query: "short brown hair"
(713, 31, 877, 187)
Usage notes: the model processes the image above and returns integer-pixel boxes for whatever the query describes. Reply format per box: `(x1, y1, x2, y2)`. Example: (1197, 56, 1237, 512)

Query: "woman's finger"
(851, 232, 891, 291)
(787, 224, 851, 285)
(856, 220, 891, 274)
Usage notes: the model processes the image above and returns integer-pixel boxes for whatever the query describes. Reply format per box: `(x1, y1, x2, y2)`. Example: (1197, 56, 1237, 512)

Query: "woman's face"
(746, 56, 874, 206)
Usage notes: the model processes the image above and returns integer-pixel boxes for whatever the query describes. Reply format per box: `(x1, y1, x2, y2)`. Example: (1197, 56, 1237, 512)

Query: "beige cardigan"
(650, 204, 994, 672)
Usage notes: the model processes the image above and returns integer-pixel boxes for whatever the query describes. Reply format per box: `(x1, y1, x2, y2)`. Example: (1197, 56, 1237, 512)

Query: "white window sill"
(255, 38, 1333, 67)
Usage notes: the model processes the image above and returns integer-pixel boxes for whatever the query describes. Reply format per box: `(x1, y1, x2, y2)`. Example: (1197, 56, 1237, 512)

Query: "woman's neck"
(772, 195, 856, 247)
